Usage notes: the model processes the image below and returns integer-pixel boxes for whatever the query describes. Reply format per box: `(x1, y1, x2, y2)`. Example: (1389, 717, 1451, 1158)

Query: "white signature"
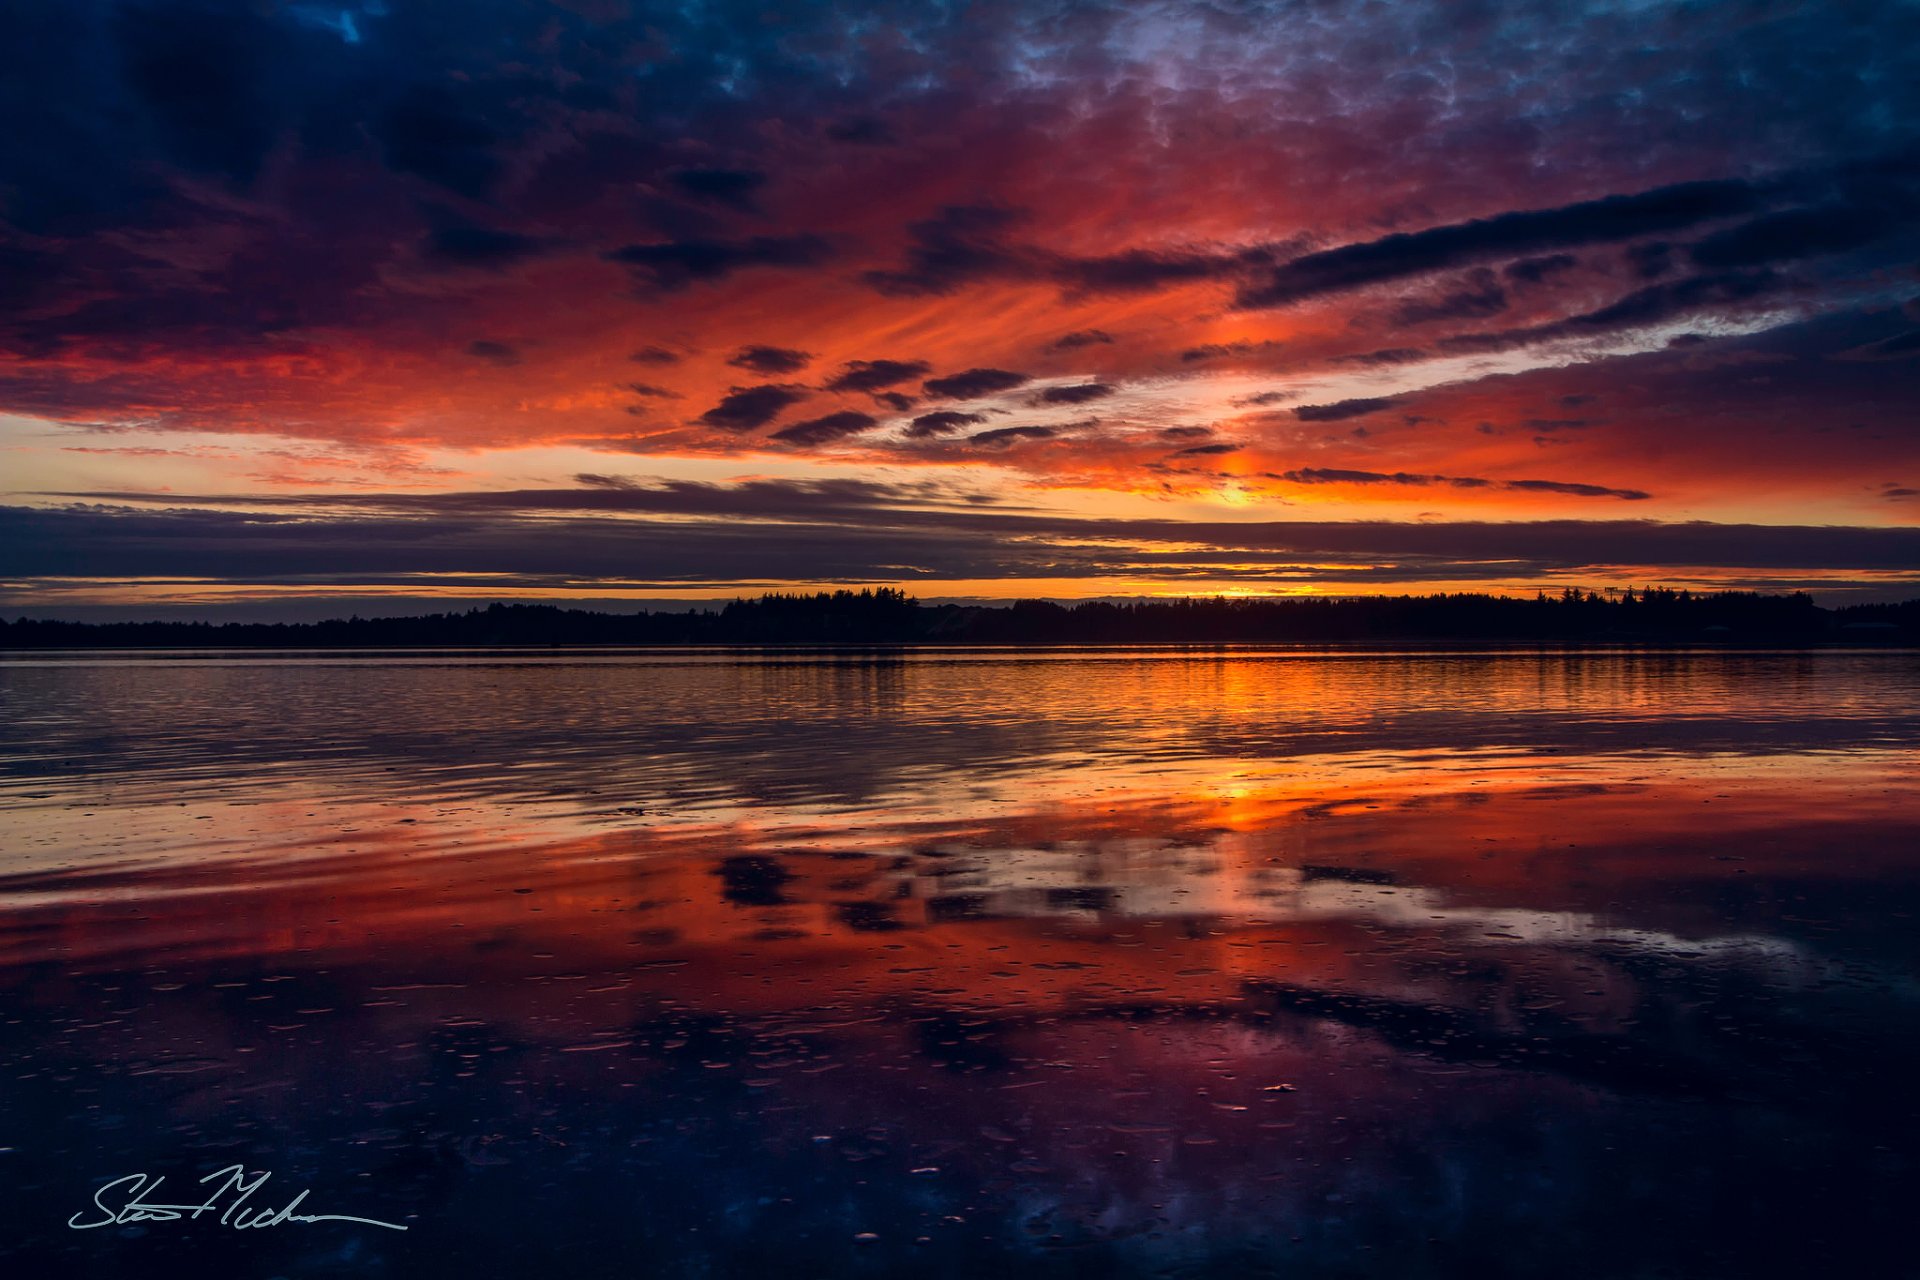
(70, 1165, 409, 1232)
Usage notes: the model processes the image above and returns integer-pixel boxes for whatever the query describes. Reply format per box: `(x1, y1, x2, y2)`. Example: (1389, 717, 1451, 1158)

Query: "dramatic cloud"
(1236, 179, 1771, 309)
(922, 369, 1031, 399)
(906, 411, 988, 438)
(374, 84, 505, 199)
(1294, 397, 1402, 422)
(1182, 341, 1285, 363)
(1284, 469, 1487, 488)
(1505, 479, 1651, 500)
(606, 236, 833, 291)
(971, 426, 1057, 448)
(697, 385, 810, 431)
(770, 411, 879, 446)
(9, 501, 1914, 605)
(1435, 270, 1783, 354)
(826, 360, 933, 393)
(1049, 330, 1114, 351)
(1689, 167, 1920, 268)
(861, 205, 1028, 297)
(2, 0, 1916, 609)
(1388, 270, 1509, 327)
(728, 346, 813, 375)
(1032, 383, 1115, 406)
(1505, 254, 1579, 284)
(1282, 469, 1648, 500)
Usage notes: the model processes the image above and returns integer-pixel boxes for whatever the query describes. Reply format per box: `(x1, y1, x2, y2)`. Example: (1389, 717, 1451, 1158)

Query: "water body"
(2, 647, 1917, 1277)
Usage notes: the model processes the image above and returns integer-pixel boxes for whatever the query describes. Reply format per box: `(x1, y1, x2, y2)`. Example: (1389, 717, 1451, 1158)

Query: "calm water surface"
(2, 648, 1918, 1277)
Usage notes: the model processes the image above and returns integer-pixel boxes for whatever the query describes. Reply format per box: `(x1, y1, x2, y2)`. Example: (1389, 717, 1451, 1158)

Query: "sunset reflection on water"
(2, 648, 1917, 1277)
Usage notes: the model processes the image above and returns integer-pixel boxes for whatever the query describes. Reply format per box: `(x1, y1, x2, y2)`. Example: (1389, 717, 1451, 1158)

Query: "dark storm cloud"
(922, 368, 1031, 399)
(1032, 383, 1114, 406)
(728, 345, 813, 375)
(906, 410, 987, 438)
(670, 167, 768, 211)
(826, 360, 933, 393)
(1294, 397, 1402, 422)
(770, 410, 879, 446)
(605, 236, 833, 291)
(1237, 179, 1769, 309)
(697, 385, 810, 431)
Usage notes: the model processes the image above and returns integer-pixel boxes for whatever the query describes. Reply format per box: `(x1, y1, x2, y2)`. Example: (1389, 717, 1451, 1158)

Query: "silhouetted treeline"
(6, 587, 1918, 648)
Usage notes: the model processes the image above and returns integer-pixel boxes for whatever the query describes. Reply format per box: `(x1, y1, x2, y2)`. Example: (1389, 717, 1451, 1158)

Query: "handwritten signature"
(70, 1165, 409, 1232)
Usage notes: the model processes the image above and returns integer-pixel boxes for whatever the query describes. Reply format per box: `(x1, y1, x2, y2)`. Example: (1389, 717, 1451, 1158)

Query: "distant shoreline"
(3, 643, 1916, 659)
(5, 588, 1915, 649)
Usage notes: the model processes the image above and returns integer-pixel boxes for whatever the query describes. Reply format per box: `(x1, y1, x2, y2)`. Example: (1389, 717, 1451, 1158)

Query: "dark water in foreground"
(1, 647, 1917, 1278)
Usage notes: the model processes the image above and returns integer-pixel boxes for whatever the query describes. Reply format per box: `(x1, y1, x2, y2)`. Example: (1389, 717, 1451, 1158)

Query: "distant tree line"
(5, 587, 1917, 648)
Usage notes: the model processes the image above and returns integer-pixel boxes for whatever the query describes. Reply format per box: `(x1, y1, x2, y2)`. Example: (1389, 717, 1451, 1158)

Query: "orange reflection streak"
(4, 756, 1910, 1047)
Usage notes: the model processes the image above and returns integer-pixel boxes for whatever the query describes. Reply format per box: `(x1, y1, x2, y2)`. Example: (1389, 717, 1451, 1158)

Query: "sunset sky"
(3, 0, 1918, 617)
